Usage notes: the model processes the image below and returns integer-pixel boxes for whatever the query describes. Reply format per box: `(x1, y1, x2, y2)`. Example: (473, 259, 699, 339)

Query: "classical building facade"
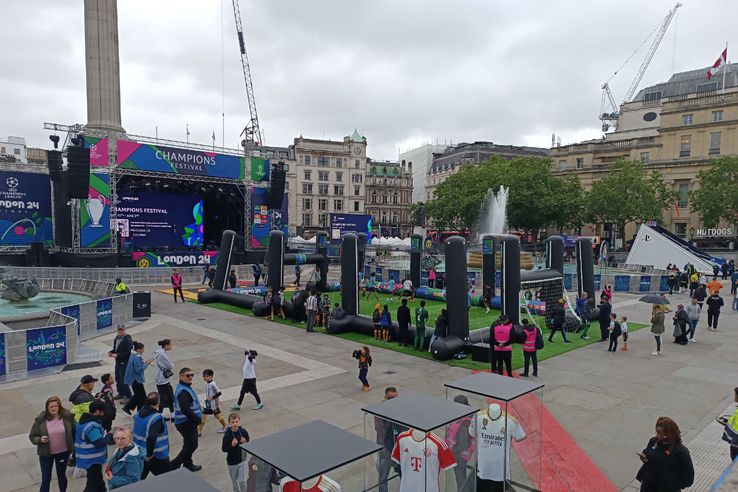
(424, 141, 549, 201)
(551, 64, 738, 244)
(365, 160, 413, 238)
(398, 143, 447, 203)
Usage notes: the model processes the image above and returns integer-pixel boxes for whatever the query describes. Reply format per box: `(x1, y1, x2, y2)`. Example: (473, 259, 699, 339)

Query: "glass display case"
(114, 468, 219, 491)
(362, 391, 478, 492)
(241, 420, 383, 491)
(445, 373, 543, 492)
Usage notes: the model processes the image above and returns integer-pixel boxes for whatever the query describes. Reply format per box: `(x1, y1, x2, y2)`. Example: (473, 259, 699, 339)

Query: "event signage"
(96, 298, 113, 331)
(482, 237, 494, 255)
(117, 140, 245, 179)
(26, 326, 67, 371)
(0, 333, 5, 376)
(410, 236, 421, 253)
(250, 157, 270, 182)
(83, 136, 110, 167)
(132, 250, 218, 268)
(250, 187, 288, 247)
(60, 305, 81, 336)
(0, 171, 53, 246)
(116, 191, 204, 248)
(695, 227, 734, 237)
(80, 173, 111, 248)
(329, 213, 372, 242)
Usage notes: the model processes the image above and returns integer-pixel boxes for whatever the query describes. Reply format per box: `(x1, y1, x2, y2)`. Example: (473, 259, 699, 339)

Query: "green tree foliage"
(585, 159, 676, 241)
(425, 156, 585, 235)
(690, 156, 738, 227)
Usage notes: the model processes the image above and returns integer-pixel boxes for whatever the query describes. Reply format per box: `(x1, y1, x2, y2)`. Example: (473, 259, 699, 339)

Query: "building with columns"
(365, 160, 413, 238)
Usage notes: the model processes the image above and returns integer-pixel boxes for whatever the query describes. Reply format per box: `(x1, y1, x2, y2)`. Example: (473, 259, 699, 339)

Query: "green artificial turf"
(200, 299, 647, 371)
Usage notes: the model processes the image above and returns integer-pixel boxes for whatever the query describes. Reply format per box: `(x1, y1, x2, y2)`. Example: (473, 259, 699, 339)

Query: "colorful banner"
(0, 171, 53, 245)
(83, 136, 109, 168)
(132, 250, 218, 268)
(482, 237, 494, 255)
(330, 213, 372, 242)
(250, 157, 270, 182)
(250, 187, 288, 247)
(117, 141, 245, 179)
(60, 304, 81, 335)
(96, 298, 113, 331)
(26, 326, 67, 371)
(411, 236, 421, 253)
(0, 333, 5, 376)
(80, 173, 111, 248)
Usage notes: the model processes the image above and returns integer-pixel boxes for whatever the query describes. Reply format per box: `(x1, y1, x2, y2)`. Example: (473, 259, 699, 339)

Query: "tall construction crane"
(600, 2, 682, 132)
(231, 0, 262, 147)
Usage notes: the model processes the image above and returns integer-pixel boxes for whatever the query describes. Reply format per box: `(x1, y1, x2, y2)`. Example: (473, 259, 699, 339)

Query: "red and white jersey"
(391, 430, 456, 492)
(279, 475, 341, 492)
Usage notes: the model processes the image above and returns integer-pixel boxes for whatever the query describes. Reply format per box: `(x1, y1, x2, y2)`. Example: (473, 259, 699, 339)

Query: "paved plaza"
(0, 286, 735, 491)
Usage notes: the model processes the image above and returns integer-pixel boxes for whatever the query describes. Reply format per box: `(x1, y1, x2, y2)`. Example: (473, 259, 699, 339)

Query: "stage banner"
(26, 326, 67, 371)
(0, 333, 5, 376)
(80, 173, 111, 248)
(132, 250, 218, 268)
(60, 304, 81, 335)
(96, 298, 113, 331)
(330, 213, 372, 243)
(250, 187, 288, 247)
(250, 157, 270, 182)
(0, 171, 53, 246)
(83, 136, 109, 168)
(117, 140, 245, 179)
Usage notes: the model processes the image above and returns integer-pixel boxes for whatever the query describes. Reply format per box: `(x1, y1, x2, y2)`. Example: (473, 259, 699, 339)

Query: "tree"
(690, 156, 738, 227)
(585, 159, 676, 243)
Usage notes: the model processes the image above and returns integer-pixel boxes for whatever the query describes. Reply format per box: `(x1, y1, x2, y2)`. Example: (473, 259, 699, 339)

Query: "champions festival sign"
(117, 141, 245, 179)
(0, 171, 53, 246)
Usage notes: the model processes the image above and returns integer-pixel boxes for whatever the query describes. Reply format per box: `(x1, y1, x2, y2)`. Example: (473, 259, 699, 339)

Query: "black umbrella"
(639, 294, 670, 305)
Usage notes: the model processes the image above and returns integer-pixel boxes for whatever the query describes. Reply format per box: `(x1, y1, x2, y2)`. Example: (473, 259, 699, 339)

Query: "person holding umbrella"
(640, 294, 670, 356)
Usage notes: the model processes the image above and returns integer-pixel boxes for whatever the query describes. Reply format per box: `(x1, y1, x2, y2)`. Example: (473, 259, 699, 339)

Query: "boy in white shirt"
(620, 316, 629, 351)
(198, 368, 227, 435)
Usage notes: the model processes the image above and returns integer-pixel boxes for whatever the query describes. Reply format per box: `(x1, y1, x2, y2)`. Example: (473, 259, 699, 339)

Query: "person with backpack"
(446, 395, 474, 492)
(372, 303, 382, 340)
(607, 313, 622, 353)
(520, 319, 542, 377)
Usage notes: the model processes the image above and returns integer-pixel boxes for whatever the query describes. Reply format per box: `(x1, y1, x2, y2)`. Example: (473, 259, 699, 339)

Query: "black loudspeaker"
(471, 343, 492, 363)
(268, 162, 286, 209)
(52, 175, 72, 248)
(48, 150, 63, 181)
(66, 146, 90, 199)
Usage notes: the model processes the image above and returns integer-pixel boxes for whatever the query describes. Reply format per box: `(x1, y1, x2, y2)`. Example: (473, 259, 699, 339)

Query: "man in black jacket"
(706, 292, 724, 331)
(135, 392, 170, 478)
(108, 325, 133, 399)
(170, 367, 203, 472)
(598, 299, 612, 342)
(396, 298, 411, 347)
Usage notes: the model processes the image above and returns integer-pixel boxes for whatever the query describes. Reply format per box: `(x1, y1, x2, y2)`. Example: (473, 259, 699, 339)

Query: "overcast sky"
(0, 0, 735, 160)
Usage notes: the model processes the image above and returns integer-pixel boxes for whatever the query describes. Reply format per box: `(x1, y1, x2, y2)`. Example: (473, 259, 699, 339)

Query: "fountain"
(477, 185, 509, 237)
(0, 274, 40, 301)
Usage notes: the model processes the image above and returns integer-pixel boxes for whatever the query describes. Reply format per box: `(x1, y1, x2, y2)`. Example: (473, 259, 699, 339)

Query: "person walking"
(305, 290, 318, 333)
(171, 269, 184, 303)
(428, 267, 437, 289)
(606, 313, 622, 353)
(109, 325, 133, 400)
(685, 298, 701, 343)
(396, 298, 411, 347)
(355, 346, 372, 391)
(133, 393, 170, 479)
(706, 291, 724, 331)
(636, 417, 694, 492)
(379, 304, 392, 342)
(198, 369, 228, 435)
(170, 368, 203, 472)
(231, 350, 263, 411)
(598, 298, 612, 342)
(69, 375, 98, 423)
(576, 292, 592, 339)
(201, 265, 210, 285)
(228, 269, 238, 289)
(520, 319, 541, 377)
(105, 427, 144, 489)
(98, 373, 117, 433)
(548, 298, 571, 343)
(672, 304, 689, 345)
(294, 264, 301, 287)
(207, 267, 216, 288)
(252, 264, 262, 287)
(29, 396, 76, 492)
(491, 315, 514, 377)
(75, 400, 111, 492)
(429, 309, 448, 353)
(667, 270, 677, 295)
(222, 413, 250, 492)
(650, 305, 666, 356)
(414, 300, 429, 351)
(122, 341, 152, 416)
(153, 339, 175, 420)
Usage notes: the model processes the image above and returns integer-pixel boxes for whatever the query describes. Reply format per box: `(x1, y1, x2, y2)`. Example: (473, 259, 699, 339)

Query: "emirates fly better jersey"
(391, 430, 456, 492)
(476, 413, 526, 481)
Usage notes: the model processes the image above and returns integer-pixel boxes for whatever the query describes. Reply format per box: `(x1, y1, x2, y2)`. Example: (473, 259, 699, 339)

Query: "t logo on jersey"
(410, 456, 423, 472)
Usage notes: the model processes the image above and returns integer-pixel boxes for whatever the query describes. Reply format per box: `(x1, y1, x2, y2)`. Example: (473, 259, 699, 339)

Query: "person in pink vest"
(171, 269, 184, 303)
(520, 319, 542, 377)
(491, 315, 513, 377)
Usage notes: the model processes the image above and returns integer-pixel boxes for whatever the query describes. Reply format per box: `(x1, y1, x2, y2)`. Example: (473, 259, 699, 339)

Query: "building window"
(318, 171, 329, 181)
(302, 183, 313, 194)
(284, 181, 289, 190)
(319, 214, 329, 227)
(677, 182, 689, 208)
(302, 213, 312, 226)
(334, 199, 343, 211)
(335, 172, 343, 182)
(304, 170, 312, 180)
(644, 91, 662, 101)
(13, 148, 21, 155)
(371, 192, 377, 204)
(640, 152, 650, 163)
(393, 192, 399, 204)
(381, 211, 387, 224)
(352, 174, 362, 183)
(334, 185, 344, 195)
(317, 156, 330, 167)
(355, 159, 360, 168)
(318, 184, 329, 195)
(709, 132, 722, 155)
(353, 201, 360, 212)
(336, 158, 343, 167)
(558, 160, 566, 171)
(303, 198, 312, 210)
(679, 135, 691, 157)
(382, 193, 388, 204)
(673, 223, 687, 239)
(318, 199, 327, 211)
(712, 110, 724, 122)
(681, 114, 693, 126)
(697, 82, 718, 93)
(304, 155, 311, 165)
(576, 158, 584, 169)
(392, 212, 398, 224)
(354, 186, 361, 196)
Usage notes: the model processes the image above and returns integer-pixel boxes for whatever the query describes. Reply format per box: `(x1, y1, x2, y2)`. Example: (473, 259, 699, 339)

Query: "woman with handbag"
(154, 339, 175, 420)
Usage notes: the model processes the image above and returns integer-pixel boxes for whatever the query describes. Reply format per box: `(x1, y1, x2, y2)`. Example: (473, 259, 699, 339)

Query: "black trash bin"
(133, 291, 151, 319)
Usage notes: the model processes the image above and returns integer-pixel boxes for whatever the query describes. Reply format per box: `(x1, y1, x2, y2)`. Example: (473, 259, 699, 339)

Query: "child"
(331, 302, 345, 320)
(222, 413, 250, 492)
(372, 303, 381, 340)
(199, 369, 227, 435)
(320, 294, 331, 327)
(620, 316, 629, 351)
(607, 312, 622, 353)
(354, 346, 372, 391)
(271, 287, 285, 320)
(97, 373, 117, 433)
(386, 278, 395, 302)
(380, 304, 392, 342)
(359, 275, 369, 298)
(264, 288, 274, 320)
(414, 300, 429, 351)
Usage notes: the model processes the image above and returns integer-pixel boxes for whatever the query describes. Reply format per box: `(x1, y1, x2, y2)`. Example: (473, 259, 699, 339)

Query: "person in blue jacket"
(75, 400, 112, 492)
(106, 427, 144, 489)
(379, 304, 392, 342)
(122, 341, 152, 416)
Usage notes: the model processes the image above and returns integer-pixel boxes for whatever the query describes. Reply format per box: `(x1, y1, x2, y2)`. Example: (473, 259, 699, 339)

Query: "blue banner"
(117, 141, 245, 179)
(61, 304, 81, 335)
(330, 214, 372, 243)
(80, 173, 111, 248)
(26, 326, 67, 371)
(250, 188, 288, 248)
(0, 171, 52, 245)
(0, 333, 5, 376)
(96, 298, 113, 330)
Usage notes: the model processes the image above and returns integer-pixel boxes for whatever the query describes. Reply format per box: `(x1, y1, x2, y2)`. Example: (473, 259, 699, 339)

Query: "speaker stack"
(268, 161, 286, 209)
(66, 146, 90, 199)
(47, 150, 64, 181)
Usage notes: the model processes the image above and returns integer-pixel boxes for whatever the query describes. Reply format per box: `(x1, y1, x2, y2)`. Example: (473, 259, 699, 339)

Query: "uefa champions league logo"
(6, 177, 18, 192)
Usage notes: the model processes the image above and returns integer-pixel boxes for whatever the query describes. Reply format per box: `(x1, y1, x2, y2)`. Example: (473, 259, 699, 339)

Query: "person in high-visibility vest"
(74, 400, 110, 491)
(170, 367, 203, 472)
(722, 387, 738, 462)
(114, 278, 129, 296)
(133, 392, 170, 478)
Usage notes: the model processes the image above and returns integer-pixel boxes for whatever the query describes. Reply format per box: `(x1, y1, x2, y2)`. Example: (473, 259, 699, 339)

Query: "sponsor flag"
(707, 47, 727, 80)
(251, 157, 268, 182)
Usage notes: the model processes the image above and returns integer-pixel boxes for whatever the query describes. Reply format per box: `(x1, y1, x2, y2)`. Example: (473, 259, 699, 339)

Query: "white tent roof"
(625, 224, 715, 273)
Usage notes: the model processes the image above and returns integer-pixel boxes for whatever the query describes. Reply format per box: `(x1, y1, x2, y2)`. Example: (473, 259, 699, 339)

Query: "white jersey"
(204, 380, 221, 411)
(476, 413, 526, 481)
(391, 430, 456, 492)
(242, 356, 256, 379)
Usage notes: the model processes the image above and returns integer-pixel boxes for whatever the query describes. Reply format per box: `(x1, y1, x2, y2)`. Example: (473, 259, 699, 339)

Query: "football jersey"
(204, 380, 220, 411)
(279, 475, 341, 492)
(391, 430, 456, 492)
(476, 413, 526, 481)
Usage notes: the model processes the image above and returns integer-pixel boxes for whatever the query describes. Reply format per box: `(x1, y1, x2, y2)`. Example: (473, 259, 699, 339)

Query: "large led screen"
(115, 191, 203, 248)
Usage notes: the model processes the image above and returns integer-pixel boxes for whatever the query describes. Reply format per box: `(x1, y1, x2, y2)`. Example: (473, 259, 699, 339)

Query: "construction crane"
(600, 2, 682, 132)
(231, 0, 262, 147)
